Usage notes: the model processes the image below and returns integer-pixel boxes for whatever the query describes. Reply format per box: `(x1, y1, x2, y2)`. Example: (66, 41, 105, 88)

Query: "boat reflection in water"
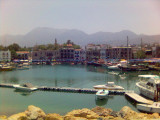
(14, 89, 33, 96)
(95, 95, 114, 106)
(95, 98, 108, 106)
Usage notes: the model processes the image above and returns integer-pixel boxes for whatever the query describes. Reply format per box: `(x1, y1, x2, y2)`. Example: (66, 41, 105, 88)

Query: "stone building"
(0, 50, 11, 62)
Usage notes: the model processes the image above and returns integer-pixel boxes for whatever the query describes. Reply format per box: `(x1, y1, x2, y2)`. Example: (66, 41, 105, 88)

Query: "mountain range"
(0, 27, 160, 47)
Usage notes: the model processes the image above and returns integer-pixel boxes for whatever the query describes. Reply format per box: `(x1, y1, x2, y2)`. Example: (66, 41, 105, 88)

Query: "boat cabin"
(107, 82, 115, 86)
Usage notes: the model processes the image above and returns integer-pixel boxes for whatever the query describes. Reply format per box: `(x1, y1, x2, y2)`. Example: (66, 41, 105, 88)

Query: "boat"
(137, 102, 160, 113)
(119, 64, 149, 71)
(0, 66, 13, 71)
(136, 75, 160, 100)
(13, 83, 38, 92)
(96, 89, 109, 99)
(93, 82, 124, 90)
(108, 65, 120, 70)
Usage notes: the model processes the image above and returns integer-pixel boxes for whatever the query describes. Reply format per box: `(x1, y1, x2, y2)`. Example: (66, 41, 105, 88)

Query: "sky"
(0, 0, 160, 36)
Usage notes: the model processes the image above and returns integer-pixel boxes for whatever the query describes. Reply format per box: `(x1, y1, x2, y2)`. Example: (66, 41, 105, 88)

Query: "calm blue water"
(0, 65, 159, 116)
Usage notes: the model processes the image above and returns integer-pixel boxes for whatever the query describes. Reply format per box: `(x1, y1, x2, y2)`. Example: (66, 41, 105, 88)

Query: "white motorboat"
(93, 82, 124, 90)
(96, 89, 109, 99)
(136, 75, 160, 100)
(108, 65, 120, 70)
(137, 102, 160, 113)
(13, 83, 37, 92)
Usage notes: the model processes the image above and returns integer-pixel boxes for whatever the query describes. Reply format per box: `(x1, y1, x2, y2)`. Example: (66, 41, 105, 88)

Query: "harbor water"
(0, 65, 159, 116)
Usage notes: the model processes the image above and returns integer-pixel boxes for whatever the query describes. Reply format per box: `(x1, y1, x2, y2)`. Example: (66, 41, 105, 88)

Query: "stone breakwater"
(1, 105, 160, 120)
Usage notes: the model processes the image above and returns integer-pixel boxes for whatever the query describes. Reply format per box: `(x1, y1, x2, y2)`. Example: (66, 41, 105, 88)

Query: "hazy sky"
(0, 0, 160, 35)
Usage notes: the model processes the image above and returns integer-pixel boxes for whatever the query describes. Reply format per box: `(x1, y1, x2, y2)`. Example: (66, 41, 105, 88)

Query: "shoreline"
(1, 105, 160, 120)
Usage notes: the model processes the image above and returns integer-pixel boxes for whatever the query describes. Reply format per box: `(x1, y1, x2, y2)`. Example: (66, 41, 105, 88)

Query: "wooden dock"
(125, 92, 153, 104)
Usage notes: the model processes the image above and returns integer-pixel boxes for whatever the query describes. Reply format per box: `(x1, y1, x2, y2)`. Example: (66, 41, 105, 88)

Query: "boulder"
(65, 108, 99, 119)
(45, 113, 63, 120)
(25, 105, 46, 120)
(151, 113, 160, 119)
(0, 115, 7, 120)
(64, 116, 88, 120)
(8, 112, 27, 120)
(118, 106, 138, 119)
(91, 106, 113, 117)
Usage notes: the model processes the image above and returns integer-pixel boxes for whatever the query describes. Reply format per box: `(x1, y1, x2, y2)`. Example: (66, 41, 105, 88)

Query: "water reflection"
(95, 99, 108, 106)
(95, 95, 114, 106)
(14, 89, 33, 96)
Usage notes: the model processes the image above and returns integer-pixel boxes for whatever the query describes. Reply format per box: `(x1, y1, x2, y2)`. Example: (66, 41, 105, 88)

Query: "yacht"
(93, 82, 124, 90)
(136, 75, 160, 100)
(13, 83, 37, 92)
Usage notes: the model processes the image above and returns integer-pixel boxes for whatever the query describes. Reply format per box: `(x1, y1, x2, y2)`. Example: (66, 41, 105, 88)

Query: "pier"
(125, 92, 153, 104)
(0, 83, 133, 95)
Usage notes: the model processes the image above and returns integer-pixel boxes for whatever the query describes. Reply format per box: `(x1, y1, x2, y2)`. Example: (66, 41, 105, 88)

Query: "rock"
(25, 105, 46, 120)
(92, 106, 113, 117)
(118, 106, 138, 119)
(65, 108, 99, 119)
(8, 112, 27, 120)
(0, 115, 7, 120)
(110, 111, 118, 117)
(45, 113, 63, 120)
(64, 116, 88, 120)
(151, 113, 160, 119)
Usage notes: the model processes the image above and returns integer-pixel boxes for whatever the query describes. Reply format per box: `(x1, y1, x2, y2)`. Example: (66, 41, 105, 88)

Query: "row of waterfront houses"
(0, 43, 160, 62)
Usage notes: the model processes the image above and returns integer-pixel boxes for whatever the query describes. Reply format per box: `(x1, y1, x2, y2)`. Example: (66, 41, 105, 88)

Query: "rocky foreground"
(1, 105, 160, 120)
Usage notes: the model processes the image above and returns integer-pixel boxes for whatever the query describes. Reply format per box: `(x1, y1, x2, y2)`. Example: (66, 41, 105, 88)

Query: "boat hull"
(137, 103, 160, 113)
(94, 85, 124, 90)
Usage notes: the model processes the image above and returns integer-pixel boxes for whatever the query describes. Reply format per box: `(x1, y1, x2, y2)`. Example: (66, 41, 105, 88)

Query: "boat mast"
(127, 36, 129, 62)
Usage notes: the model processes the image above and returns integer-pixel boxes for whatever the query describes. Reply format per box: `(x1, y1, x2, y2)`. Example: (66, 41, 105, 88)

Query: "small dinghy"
(96, 89, 109, 100)
(137, 102, 160, 113)
(13, 83, 37, 92)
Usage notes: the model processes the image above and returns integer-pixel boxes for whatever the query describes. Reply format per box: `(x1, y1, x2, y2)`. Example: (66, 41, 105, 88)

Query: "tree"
(7, 43, 21, 51)
(136, 50, 146, 59)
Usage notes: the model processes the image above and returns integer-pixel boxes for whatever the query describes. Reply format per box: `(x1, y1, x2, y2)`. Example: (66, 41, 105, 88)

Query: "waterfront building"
(60, 48, 74, 62)
(86, 49, 100, 61)
(105, 47, 133, 60)
(145, 50, 152, 59)
(32, 50, 55, 61)
(16, 51, 31, 60)
(100, 44, 109, 60)
(152, 46, 160, 58)
(80, 49, 86, 61)
(74, 49, 81, 62)
(0, 50, 11, 62)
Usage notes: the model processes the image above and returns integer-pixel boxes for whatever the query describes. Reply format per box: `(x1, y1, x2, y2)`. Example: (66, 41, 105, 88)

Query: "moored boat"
(137, 102, 160, 113)
(13, 83, 37, 92)
(96, 89, 109, 99)
(136, 75, 160, 100)
(93, 82, 124, 90)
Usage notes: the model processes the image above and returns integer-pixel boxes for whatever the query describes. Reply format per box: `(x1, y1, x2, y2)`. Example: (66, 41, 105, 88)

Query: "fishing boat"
(93, 82, 124, 90)
(96, 89, 109, 99)
(136, 75, 160, 100)
(13, 83, 37, 92)
(137, 102, 160, 113)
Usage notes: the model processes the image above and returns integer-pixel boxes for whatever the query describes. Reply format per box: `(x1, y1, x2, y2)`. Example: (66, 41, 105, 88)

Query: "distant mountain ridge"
(0, 27, 160, 47)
